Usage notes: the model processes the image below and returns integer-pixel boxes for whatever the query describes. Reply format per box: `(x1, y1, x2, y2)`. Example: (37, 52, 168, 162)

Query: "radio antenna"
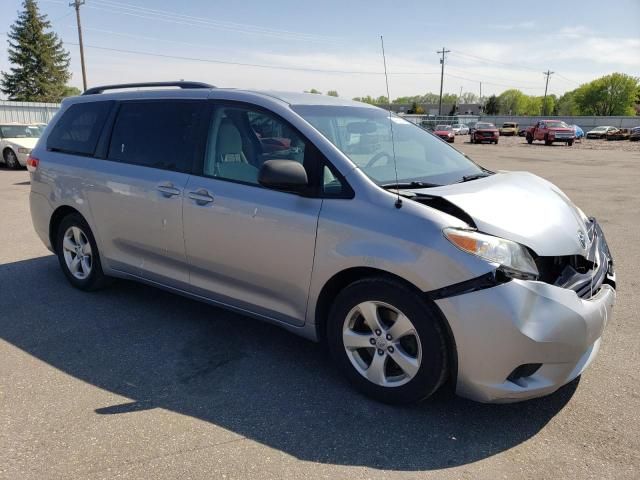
(380, 35, 402, 209)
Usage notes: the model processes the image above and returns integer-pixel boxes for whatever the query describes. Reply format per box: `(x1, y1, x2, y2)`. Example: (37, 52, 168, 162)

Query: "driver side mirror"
(258, 160, 308, 193)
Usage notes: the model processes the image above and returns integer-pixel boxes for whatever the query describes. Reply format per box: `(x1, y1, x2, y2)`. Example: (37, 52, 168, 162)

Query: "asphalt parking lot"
(1, 138, 639, 479)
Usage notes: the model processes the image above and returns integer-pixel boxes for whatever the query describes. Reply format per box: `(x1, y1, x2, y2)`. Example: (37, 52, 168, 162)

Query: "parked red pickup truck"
(526, 120, 575, 146)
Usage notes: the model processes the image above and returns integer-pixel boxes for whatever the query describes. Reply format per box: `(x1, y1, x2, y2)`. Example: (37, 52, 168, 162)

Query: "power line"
(449, 50, 540, 73)
(85, 0, 347, 44)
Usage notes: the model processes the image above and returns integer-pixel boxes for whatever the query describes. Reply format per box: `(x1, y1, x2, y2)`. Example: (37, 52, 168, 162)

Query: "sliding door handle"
(157, 183, 181, 197)
(188, 189, 214, 205)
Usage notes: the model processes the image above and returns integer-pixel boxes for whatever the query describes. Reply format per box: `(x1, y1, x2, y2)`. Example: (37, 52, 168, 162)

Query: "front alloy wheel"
(327, 277, 448, 404)
(343, 301, 422, 387)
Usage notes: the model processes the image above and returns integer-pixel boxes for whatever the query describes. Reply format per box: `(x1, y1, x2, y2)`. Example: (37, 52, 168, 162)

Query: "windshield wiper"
(381, 181, 441, 190)
(459, 172, 493, 183)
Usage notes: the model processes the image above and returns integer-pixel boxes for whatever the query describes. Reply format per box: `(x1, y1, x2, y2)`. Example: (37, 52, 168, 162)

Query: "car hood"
(4, 137, 38, 149)
(414, 171, 590, 256)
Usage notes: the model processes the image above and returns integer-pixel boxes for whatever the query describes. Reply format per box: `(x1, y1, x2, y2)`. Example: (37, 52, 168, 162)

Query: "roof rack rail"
(82, 81, 215, 95)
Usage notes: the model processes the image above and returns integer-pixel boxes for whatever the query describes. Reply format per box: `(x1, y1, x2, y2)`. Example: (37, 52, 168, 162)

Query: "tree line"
(347, 73, 639, 116)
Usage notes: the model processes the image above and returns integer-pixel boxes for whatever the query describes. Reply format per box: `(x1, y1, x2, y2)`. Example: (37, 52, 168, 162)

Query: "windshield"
(292, 105, 484, 186)
(436, 125, 452, 131)
(0, 124, 42, 138)
(476, 123, 495, 129)
(593, 126, 610, 131)
(452, 124, 461, 128)
(502, 123, 516, 128)
(546, 121, 569, 128)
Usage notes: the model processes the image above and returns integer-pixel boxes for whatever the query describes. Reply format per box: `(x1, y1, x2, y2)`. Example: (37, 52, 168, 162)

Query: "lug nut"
(388, 346, 395, 353)
(386, 334, 392, 341)
(375, 329, 382, 336)
(377, 349, 384, 356)
(369, 338, 376, 345)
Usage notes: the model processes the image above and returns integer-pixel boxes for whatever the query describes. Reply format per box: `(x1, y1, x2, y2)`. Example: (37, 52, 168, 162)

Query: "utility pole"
(437, 47, 450, 116)
(70, 0, 87, 91)
(542, 69, 554, 116)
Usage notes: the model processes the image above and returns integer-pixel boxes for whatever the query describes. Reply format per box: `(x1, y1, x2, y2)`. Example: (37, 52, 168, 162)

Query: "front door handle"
(188, 189, 214, 205)
(157, 183, 181, 197)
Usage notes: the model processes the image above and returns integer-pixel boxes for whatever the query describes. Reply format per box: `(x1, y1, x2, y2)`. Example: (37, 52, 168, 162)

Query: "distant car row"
(415, 119, 638, 146)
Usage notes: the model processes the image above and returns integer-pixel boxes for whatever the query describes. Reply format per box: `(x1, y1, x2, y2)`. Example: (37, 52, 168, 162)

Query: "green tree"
(326, 90, 338, 97)
(306, 88, 322, 94)
(497, 89, 527, 114)
(556, 90, 579, 115)
(573, 73, 639, 116)
(485, 95, 499, 114)
(459, 92, 479, 104)
(1, 0, 71, 102)
(62, 85, 81, 98)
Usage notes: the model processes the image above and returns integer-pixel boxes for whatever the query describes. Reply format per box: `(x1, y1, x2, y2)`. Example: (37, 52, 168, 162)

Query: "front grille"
(535, 219, 615, 299)
(481, 132, 494, 137)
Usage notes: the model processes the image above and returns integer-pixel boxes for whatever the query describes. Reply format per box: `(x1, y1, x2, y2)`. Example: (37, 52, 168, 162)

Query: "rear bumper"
(435, 279, 615, 403)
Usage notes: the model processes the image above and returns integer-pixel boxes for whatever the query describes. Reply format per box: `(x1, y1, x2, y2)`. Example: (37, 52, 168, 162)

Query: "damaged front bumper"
(434, 219, 616, 403)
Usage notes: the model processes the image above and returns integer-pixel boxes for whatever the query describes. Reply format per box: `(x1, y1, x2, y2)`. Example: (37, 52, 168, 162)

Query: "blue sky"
(1, 0, 639, 99)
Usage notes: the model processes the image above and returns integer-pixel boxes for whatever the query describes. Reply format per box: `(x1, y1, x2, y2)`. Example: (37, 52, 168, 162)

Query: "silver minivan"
(29, 82, 616, 404)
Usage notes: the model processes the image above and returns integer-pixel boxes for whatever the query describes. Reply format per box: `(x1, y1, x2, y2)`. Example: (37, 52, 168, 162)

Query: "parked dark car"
(630, 126, 640, 141)
(470, 122, 499, 144)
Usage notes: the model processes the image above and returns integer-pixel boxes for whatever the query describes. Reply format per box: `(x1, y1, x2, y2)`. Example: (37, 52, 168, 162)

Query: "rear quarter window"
(47, 101, 112, 156)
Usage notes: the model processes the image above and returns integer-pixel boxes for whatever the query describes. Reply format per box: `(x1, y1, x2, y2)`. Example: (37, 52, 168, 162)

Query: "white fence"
(0, 100, 60, 124)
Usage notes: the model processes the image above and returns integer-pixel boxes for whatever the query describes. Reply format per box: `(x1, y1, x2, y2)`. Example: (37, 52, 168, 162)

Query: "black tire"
(568, 140, 574, 146)
(544, 135, 552, 146)
(55, 213, 111, 291)
(494, 140, 499, 144)
(327, 277, 448, 404)
(3, 149, 20, 169)
(526, 134, 533, 144)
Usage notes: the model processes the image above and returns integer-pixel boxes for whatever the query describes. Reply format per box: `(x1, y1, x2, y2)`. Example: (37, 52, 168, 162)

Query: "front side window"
(294, 105, 484, 186)
(108, 101, 202, 172)
(203, 106, 308, 185)
(47, 101, 112, 155)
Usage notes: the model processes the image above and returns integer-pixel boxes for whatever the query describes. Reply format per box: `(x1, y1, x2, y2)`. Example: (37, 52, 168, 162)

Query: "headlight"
(18, 147, 32, 154)
(443, 228, 539, 280)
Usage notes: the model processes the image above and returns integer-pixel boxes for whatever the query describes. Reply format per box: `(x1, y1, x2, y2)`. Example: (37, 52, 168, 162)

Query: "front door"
(183, 103, 323, 325)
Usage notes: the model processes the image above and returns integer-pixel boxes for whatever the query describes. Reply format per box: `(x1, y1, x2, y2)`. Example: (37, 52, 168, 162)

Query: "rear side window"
(47, 101, 112, 155)
(108, 101, 202, 172)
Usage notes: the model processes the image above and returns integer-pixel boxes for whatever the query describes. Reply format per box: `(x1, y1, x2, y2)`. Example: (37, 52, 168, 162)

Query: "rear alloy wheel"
(3, 149, 19, 169)
(526, 135, 533, 144)
(327, 277, 448, 404)
(56, 213, 111, 291)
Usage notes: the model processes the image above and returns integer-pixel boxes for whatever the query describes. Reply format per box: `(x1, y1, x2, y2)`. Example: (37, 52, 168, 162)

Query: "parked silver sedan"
(28, 82, 615, 404)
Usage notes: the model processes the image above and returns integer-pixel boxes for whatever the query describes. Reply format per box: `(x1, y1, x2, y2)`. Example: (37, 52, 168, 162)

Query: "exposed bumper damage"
(433, 219, 615, 403)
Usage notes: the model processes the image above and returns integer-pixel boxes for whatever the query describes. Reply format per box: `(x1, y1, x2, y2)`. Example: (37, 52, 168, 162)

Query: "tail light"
(26, 155, 39, 172)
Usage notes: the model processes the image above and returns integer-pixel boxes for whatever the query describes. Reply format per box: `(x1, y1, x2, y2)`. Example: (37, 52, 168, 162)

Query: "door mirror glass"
(258, 159, 308, 191)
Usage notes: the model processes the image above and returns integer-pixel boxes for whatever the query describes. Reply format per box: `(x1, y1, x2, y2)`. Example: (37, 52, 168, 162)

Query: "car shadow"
(0, 255, 578, 471)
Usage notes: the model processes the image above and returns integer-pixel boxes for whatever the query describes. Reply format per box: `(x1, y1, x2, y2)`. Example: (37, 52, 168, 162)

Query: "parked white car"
(451, 123, 469, 135)
(1, 123, 43, 168)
